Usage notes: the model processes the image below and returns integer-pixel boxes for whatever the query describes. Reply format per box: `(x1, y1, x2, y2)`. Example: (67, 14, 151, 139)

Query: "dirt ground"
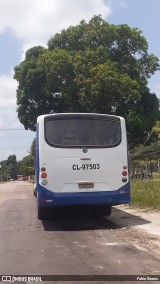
(109, 205, 160, 257)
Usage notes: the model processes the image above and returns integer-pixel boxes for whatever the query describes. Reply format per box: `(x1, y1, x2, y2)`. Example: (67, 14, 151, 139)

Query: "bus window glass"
(45, 118, 121, 147)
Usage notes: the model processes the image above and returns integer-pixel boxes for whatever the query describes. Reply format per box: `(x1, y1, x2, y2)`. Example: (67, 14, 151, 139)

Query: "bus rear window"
(45, 118, 121, 147)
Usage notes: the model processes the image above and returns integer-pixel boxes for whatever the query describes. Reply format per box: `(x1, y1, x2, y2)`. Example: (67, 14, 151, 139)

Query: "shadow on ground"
(41, 206, 118, 231)
(108, 207, 151, 229)
(41, 206, 151, 232)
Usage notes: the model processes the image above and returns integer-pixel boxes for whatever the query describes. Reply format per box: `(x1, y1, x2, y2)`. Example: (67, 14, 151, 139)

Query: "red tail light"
(41, 172, 47, 178)
(122, 171, 127, 176)
(41, 167, 46, 172)
(123, 165, 127, 170)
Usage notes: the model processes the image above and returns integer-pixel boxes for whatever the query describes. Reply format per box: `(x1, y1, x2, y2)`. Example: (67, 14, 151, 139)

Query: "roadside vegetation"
(0, 139, 36, 180)
(130, 176, 160, 210)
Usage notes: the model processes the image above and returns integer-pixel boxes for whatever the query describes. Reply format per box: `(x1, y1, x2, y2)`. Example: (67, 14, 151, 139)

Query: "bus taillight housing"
(40, 167, 48, 185)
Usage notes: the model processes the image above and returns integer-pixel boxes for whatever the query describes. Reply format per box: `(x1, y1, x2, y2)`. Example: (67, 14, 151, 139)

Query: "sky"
(0, 0, 160, 161)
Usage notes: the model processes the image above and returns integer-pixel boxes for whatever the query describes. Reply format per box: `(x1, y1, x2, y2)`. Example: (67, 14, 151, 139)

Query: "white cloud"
(0, 74, 19, 128)
(0, 0, 111, 48)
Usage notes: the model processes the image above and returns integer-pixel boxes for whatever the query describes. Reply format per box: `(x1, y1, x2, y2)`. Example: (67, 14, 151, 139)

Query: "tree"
(17, 139, 36, 175)
(28, 138, 36, 171)
(30, 138, 36, 160)
(152, 121, 160, 139)
(14, 15, 160, 147)
(7, 155, 17, 165)
(17, 156, 35, 176)
(7, 155, 18, 179)
(0, 139, 36, 179)
(0, 160, 7, 181)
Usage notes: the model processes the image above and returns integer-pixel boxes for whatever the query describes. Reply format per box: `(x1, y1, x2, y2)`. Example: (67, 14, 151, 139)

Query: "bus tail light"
(41, 172, 47, 178)
(41, 167, 46, 172)
(123, 165, 127, 170)
(122, 171, 127, 176)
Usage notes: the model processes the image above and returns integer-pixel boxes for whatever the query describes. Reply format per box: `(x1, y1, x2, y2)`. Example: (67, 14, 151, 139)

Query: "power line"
(0, 129, 28, 131)
(0, 148, 29, 151)
(0, 136, 35, 139)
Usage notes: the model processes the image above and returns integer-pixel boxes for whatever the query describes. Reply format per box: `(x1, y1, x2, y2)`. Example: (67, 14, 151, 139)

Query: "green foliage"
(130, 140, 160, 160)
(152, 120, 160, 138)
(0, 160, 8, 181)
(131, 180, 160, 210)
(30, 138, 36, 160)
(127, 91, 160, 147)
(7, 155, 17, 165)
(7, 155, 17, 179)
(14, 15, 160, 147)
(0, 139, 36, 179)
(17, 138, 36, 175)
(17, 155, 34, 176)
(0, 155, 18, 180)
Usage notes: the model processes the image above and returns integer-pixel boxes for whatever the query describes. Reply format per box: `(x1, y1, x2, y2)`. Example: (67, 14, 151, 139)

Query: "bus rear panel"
(36, 113, 130, 219)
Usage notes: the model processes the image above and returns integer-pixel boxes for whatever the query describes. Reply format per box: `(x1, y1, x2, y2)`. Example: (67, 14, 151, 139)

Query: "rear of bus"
(36, 113, 130, 220)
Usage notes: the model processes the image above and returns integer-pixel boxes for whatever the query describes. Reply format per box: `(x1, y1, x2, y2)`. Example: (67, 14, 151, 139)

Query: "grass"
(151, 171, 160, 180)
(130, 178, 160, 210)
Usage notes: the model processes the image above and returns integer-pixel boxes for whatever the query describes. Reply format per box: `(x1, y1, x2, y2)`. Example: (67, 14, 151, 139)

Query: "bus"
(36, 113, 130, 220)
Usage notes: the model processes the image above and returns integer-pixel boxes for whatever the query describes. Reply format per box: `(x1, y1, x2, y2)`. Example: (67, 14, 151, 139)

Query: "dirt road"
(0, 181, 159, 283)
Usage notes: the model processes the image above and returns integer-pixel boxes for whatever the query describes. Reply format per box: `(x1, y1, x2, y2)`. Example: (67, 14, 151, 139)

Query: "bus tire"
(105, 205, 112, 216)
(93, 205, 112, 217)
(38, 207, 49, 220)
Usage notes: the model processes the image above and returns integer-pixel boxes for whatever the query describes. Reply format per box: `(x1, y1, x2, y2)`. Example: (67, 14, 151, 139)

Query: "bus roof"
(37, 113, 124, 123)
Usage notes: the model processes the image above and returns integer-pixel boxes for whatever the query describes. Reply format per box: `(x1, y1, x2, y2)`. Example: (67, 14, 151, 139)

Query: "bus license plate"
(79, 183, 94, 189)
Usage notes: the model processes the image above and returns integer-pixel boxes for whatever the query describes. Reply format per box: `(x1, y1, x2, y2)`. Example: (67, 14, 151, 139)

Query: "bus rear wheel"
(93, 205, 112, 217)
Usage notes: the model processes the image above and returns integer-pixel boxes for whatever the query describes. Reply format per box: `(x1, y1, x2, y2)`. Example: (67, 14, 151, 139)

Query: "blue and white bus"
(36, 113, 130, 220)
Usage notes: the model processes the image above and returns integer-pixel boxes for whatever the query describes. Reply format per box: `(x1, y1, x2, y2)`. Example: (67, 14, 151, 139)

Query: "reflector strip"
(40, 200, 52, 203)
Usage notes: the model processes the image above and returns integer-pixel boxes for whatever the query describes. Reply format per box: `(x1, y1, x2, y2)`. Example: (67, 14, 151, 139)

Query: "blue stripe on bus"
(37, 182, 130, 207)
(35, 123, 39, 190)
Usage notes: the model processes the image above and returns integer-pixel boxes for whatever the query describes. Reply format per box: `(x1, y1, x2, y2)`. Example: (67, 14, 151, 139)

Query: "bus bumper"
(37, 183, 130, 207)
